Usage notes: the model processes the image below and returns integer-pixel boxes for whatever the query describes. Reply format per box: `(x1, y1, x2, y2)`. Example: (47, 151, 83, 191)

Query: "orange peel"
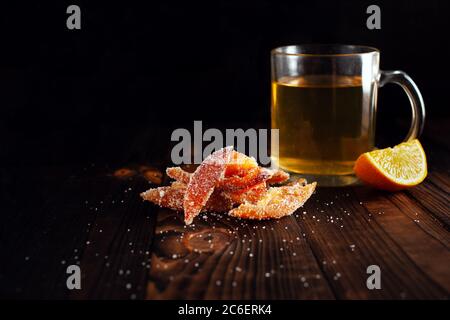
(166, 167, 191, 184)
(141, 181, 233, 213)
(141, 148, 316, 225)
(222, 182, 268, 204)
(225, 151, 258, 177)
(228, 180, 316, 220)
(183, 146, 233, 224)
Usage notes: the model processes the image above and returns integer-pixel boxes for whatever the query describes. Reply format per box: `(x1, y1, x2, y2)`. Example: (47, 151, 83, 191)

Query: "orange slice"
(354, 139, 427, 191)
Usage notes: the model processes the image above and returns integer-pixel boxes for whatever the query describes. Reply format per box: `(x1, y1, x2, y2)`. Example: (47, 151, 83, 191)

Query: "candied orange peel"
(141, 147, 316, 224)
(183, 146, 233, 225)
(228, 180, 316, 220)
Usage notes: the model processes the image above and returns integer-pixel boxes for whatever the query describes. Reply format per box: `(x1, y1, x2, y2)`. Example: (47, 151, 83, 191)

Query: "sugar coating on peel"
(183, 146, 233, 225)
(228, 181, 317, 220)
(223, 182, 268, 204)
(225, 151, 258, 177)
(141, 181, 233, 213)
(140, 183, 185, 211)
(168, 166, 283, 192)
(166, 167, 191, 184)
(219, 167, 273, 192)
(140, 149, 316, 225)
(266, 169, 290, 185)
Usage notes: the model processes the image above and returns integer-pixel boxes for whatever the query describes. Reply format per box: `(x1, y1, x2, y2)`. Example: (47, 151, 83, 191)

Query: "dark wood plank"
(355, 187, 450, 295)
(1, 165, 92, 299)
(145, 154, 450, 300)
(145, 208, 335, 299)
(388, 190, 449, 249)
(295, 187, 449, 299)
(0, 164, 160, 299)
(2, 134, 449, 299)
(69, 169, 159, 300)
(405, 171, 450, 228)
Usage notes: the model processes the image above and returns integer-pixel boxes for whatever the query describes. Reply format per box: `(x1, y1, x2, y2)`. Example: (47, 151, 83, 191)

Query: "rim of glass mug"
(271, 44, 380, 57)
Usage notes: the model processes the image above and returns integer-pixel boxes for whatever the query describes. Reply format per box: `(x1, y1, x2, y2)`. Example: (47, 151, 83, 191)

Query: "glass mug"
(270, 44, 425, 187)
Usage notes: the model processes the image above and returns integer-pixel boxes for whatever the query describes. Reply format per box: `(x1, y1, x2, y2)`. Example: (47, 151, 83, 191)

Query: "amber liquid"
(271, 75, 375, 178)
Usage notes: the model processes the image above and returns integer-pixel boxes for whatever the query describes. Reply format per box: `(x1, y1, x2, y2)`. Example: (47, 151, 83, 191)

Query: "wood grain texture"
(406, 172, 450, 228)
(296, 187, 448, 299)
(355, 187, 450, 297)
(146, 207, 334, 299)
(145, 179, 450, 299)
(1, 135, 449, 300)
(0, 164, 159, 299)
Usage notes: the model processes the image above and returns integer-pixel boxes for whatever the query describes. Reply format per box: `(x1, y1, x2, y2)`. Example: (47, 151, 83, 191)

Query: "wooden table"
(1, 130, 449, 300)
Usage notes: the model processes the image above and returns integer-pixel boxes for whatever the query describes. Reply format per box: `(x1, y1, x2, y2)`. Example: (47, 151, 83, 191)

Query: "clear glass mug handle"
(379, 70, 426, 140)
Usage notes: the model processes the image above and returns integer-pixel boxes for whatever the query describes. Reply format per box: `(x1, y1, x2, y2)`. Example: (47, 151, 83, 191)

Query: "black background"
(1, 0, 449, 167)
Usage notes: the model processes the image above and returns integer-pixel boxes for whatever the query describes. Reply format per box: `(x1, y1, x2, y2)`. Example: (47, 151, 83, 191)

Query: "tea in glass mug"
(271, 45, 425, 186)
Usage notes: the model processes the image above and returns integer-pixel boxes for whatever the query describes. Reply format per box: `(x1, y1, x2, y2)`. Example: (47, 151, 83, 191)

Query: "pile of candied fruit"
(141, 147, 316, 225)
